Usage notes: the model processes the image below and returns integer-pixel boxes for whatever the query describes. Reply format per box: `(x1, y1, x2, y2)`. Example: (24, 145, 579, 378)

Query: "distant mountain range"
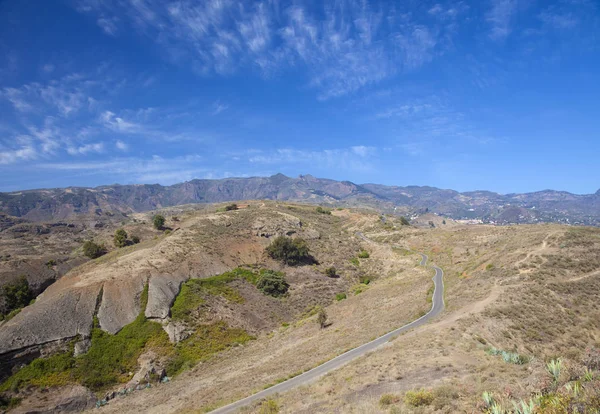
(1, 174, 599, 225)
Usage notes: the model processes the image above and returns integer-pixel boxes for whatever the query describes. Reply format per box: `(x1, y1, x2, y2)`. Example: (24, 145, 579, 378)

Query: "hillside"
(1, 201, 599, 413)
(1, 174, 599, 225)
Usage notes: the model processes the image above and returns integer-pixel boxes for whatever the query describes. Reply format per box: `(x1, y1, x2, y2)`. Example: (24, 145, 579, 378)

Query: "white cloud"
(115, 140, 129, 151)
(350, 146, 376, 157)
(211, 100, 228, 115)
(42, 64, 55, 73)
(538, 9, 578, 30)
(101, 111, 142, 133)
(74, 0, 456, 100)
(247, 146, 377, 172)
(66, 142, 104, 155)
(486, 0, 518, 41)
(35, 154, 208, 185)
(2, 74, 88, 115)
(97, 16, 119, 35)
(0, 146, 37, 164)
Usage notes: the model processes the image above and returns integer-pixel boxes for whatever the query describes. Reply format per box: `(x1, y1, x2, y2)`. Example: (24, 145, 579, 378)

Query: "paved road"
(210, 237, 444, 414)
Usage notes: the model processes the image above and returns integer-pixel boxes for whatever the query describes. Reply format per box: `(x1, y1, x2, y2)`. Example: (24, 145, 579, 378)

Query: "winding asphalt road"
(210, 237, 445, 414)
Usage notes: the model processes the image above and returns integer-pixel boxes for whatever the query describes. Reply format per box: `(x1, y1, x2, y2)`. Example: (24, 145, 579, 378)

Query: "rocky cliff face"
(1, 174, 599, 225)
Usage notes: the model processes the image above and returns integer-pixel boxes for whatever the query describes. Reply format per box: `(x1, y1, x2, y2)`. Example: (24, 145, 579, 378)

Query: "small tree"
(224, 203, 238, 211)
(82, 240, 106, 259)
(316, 206, 331, 215)
(266, 236, 312, 266)
(153, 214, 165, 230)
(114, 229, 128, 248)
(325, 267, 337, 278)
(400, 216, 410, 226)
(131, 235, 140, 244)
(317, 306, 328, 329)
(2, 276, 33, 313)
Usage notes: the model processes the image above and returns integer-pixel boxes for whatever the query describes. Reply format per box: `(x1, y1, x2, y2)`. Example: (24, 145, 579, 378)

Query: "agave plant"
(546, 358, 562, 383)
(512, 399, 536, 414)
(489, 402, 506, 414)
(482, 391, 495, 408)
(565, 381, 581, 397)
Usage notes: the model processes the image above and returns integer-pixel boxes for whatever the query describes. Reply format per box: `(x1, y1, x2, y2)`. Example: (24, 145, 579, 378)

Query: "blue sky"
(0, 0, 599, 194)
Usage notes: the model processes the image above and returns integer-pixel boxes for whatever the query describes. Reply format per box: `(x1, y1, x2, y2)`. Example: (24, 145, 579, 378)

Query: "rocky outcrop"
(12, 385, 96, 413)
(145, 272, 188, 320)
(0, 283, 101, 356)
(97, 275, 146, 334)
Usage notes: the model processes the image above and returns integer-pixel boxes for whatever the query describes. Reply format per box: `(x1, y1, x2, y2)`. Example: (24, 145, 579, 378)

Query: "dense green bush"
(1, 276, 33, 317)
(257, 270, 289, 297)
(335, 293, 347, 301)
(316, 206, 331, 215)
(82, 240, 106, 259)
(113, 229, 128, 248)
(131, 235, 140, 244)
(153, 214, 165, 230)
(325, 267, 337, 277)
(266, 236, 312, 266)
(224, 203, 238, 211)
(400, 216, 410, 226)
(358, 250, 370, 259)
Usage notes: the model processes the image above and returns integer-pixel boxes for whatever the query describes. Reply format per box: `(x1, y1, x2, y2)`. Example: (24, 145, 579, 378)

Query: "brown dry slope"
(3, 208, 599, 413)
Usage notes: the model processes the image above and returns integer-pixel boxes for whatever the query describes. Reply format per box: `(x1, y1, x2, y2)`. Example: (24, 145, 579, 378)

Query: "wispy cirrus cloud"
(0, 146, 37, 165)
(35, 154, 208, 184)
(211, 100, 228, 115)
(74, 0, 462, 100)
(246, 146, 377, 172)
(66, 142, 104, 155)
(486, 0, 519, 41)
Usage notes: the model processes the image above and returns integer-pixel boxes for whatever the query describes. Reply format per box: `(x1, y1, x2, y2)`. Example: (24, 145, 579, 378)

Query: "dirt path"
(515, 231, 560, 272)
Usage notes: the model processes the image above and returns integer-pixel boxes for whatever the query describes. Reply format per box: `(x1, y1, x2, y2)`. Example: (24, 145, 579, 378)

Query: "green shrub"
(379, 393, 400, 406)
(113, 228, 128, 248)
(325, 267, 337, 277)
(76, 314, 167, 389)
(404, 389, 434, 407)
(350, 257, 360, 266)
(165, 322, 254, 376)
(153, 214, 165, 230)
(46, 259, 57, 268)
(266, 236, 313, 266)
(486, 263, 495, 271)
(171, 268, 259, 320)
(82, 240, 106, 259)
(316, 206, 331, 215)
(359, 276, 371, 285)
(131, 235, 140, 244)
(400, 216, 410, 226)
(1, 276, 33, 316)
(258, 398, 279, 414)
(257, 270, 289, 297)
(0, 395, 21, 410)
(335, 293, 347, 301)
(357, 250, 370, 259)
(224, 203, 238, 211)
(317, 306, 328, 329)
